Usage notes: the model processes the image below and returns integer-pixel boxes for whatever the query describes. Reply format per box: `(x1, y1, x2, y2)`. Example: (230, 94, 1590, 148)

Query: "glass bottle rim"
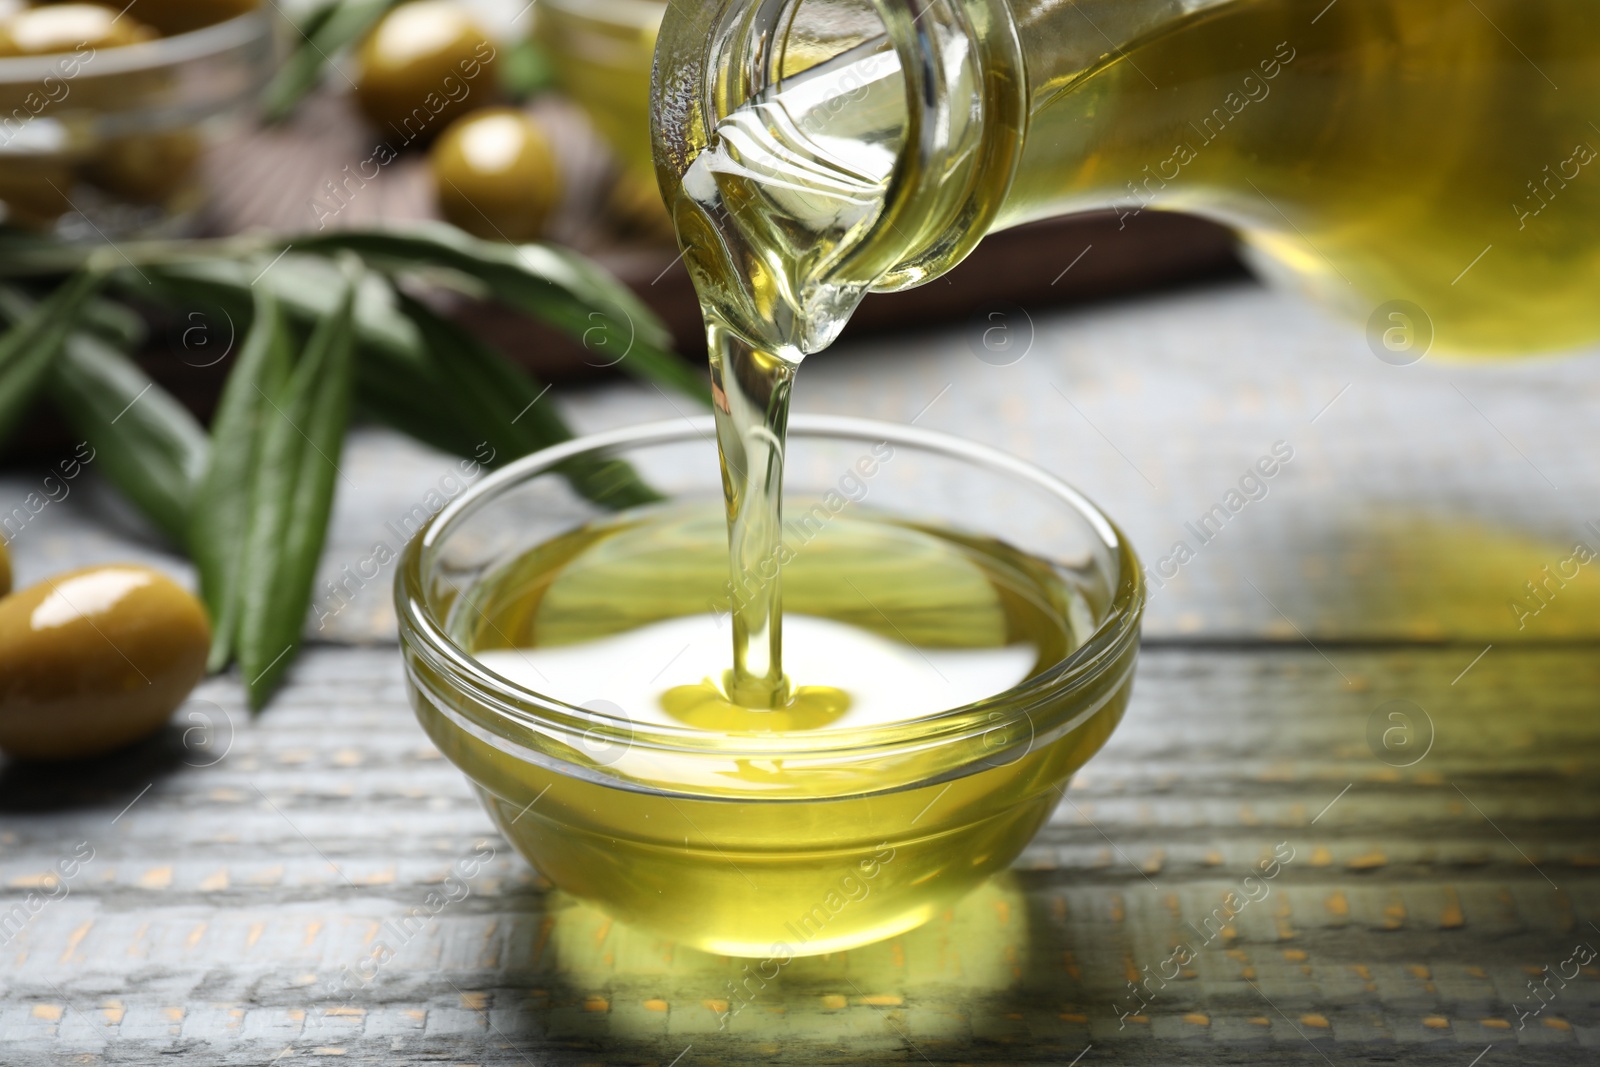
(649, 0, 1028, 297)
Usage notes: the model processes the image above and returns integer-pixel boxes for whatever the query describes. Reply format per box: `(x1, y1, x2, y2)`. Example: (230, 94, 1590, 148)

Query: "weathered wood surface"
(9, 282, 1599, 642)
(1, 646, 1596, 1064)
(2, 281, 1599, 1064)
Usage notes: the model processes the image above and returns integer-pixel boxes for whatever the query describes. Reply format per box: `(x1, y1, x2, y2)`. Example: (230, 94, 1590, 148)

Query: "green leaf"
(499, 37, 556, 101)
(299, 224, 708, 401)
(399, 294, 660, 508)
(141, 255, 419, 363)
(81, 297, 148, 350)
(260, 0, 402, 123)
(0, 273, 103, 447)
(127, 258, 251, 321)
(190, 286, 293, 672)
(0, 277, 205, 544)
(0, 230, 91, 278)
(353, 350, 484, 458)
(237, 261, 360, 708)
(47, 332, 209, 545)
(135, 256, 484, 457)
(397, 292, 560, 460)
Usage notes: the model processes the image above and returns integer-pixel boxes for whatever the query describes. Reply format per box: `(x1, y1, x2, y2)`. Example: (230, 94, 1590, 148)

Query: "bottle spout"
(651, 0, 1030, 352)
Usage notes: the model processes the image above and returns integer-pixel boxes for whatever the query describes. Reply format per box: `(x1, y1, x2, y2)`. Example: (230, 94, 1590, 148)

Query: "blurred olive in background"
(85, 130, 204, 205)
(430, 107, 559, 241)
(355, 0, 498, 138)
(606, 168, 674, 243)
(0, 3, 158, 55)
(0, 540, 10, 598)
(534, 0, 674, 241)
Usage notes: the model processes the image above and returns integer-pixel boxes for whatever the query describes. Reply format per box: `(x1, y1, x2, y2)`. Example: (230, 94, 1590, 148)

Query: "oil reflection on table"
(537, 873, 1034, 1048)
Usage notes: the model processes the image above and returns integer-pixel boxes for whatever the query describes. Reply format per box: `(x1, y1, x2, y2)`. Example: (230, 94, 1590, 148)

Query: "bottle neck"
(651, 0, 1206, 310)
(652, 0, 1026, 322)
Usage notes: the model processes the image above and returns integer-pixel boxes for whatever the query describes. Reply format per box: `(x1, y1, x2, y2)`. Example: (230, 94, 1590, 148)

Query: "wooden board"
(1, 645, 1595, 1064)
(3, 276, 1598, 1065)
(12, 283, 1598, 645)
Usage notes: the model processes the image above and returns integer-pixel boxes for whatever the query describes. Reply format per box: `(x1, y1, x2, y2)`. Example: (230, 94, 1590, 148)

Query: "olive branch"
(0, 222, 704, 708)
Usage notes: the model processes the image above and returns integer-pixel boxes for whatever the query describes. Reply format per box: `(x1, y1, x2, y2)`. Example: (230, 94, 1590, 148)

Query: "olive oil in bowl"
(398, 418, 1142, 955)
(428, 0, 1600, 955)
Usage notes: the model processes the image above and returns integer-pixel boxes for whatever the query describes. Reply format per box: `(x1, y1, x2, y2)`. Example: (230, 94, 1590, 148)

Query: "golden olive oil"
(446, 500, 1125, 955)
(455, 502, 1084, 729)
(1002, 0, 1600, 353)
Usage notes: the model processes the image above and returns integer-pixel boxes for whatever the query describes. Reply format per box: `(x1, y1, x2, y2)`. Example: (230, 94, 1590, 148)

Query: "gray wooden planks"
(3, 279, 1599, 1064)
(8, 281, 1596, 646)
(1, 644, 1595, 1064)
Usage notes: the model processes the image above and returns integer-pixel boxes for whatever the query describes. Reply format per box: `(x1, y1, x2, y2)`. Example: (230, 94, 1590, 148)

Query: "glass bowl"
(535, 0, 662, 184)
(396, 415, 1144, 957)
(0, 6, 274, 238)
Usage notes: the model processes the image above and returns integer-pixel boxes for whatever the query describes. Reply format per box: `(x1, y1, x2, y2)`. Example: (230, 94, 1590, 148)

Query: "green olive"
(430, 108, 559, 242)
(355, 1, 497, 138)
(0, 539, 10, 598)
(0, 564, 210, 762)
(0, 4, 159, 55)
(84, 130, 203, 205)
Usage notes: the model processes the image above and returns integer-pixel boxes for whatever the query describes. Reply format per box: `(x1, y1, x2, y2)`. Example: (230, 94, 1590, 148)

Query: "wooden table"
(3, 280, 1599, 1065)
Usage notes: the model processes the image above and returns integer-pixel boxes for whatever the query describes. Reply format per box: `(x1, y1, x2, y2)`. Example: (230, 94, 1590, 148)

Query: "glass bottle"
(652, 0, 1600, 355)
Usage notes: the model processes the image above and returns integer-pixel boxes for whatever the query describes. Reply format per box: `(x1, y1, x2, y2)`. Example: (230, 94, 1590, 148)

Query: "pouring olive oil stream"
(639, 0, 1599, 716)
(470, 0, 1600, 726)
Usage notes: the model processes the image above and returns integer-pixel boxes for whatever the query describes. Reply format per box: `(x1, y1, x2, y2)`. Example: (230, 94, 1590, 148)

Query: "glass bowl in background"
(534, 0, 662, 186)
(396, 416, 1144, 957)
(0, 7, 275, 238)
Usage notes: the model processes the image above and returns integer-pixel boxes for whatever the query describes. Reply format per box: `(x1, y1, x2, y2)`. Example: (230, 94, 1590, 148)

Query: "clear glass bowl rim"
(538, 0, 666, 30)
(0, 8, 271, 85)
(396, 414, 1144, 767)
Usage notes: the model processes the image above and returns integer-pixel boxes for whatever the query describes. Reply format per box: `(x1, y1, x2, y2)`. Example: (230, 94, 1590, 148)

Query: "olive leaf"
(304, 223, 672, 345)
(396, 291, 565, 461)
(139, 255, 420, 364)
(0, 229, 90, 279)
(47, 332, 210, 546)
(81, 297, 148, 351)
(236, 260, 360, 708)
(190, 286, 293, 672)
(299, 224, 709, 401)
(398, 294, 661, 507)
(499, 37, 557, 101)
(260, 0, 404, 123)
(0, 278, 205, 543)
(138, 256, 487, 459)
(0, 273, 104, 447)
(354, 341, 487, 460)
(0, 224, 704, 713)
